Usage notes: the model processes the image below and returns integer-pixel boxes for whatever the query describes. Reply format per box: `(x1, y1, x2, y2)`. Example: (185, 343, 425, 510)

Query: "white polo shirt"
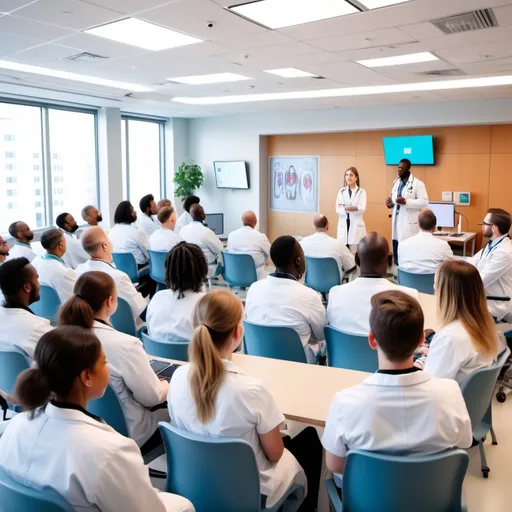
(109, 223, 149, 265)
(62, 232, 89, 269)
(138, 214, 159, 237)
(8, 242, 36, 262)
(398, 231, 453, 274)
(32, 254, 77, 303)
(149, 228, 184, 253)
(180, 221, 223, 265)
(227, 226, 271, 270)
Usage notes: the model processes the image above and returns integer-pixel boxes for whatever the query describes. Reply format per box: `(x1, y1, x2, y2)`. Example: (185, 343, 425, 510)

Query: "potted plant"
(173, 162, 204, 198)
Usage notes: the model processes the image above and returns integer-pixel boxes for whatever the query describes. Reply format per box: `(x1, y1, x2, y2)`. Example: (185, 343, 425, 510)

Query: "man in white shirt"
(75, 227, 148, 328)
(56, 213, 89, 269)
(149, 206, 183, 252)
(0, 236, 10, 266)
(398, 209, 453, 274)
(227, 211, 271, 279)
(32, 228, 77, 304)
(78, 205, 105, 236)
(137, 194, 159, 237)
(180, 204, 223, 277)
(7, 221, 36, 262)
(300, 214, 356, 280)
(328, 232, 419, 336)
(245, 235, 327, 364)
(322, 291, 472, 480)
(175, 195, 200, 234)
(154, 199, 172, 227)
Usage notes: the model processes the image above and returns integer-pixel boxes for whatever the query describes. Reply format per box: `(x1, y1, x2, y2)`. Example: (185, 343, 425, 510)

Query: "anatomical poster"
(269, 156, 319, 213)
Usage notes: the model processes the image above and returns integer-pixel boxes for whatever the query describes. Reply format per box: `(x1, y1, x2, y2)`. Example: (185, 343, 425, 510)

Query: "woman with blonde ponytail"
(169, 290, 322, 511)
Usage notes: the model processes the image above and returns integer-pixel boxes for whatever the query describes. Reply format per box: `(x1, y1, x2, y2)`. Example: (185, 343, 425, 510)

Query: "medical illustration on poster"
(269, 156, 319, 213)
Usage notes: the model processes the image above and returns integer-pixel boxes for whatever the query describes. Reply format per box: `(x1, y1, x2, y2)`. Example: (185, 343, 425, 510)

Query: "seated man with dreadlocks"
(146, 242, 208, 342)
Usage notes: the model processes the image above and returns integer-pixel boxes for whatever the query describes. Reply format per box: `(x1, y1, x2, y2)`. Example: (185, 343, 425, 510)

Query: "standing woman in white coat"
(336, 167, 367, 254)
(0, 326, 194, 512)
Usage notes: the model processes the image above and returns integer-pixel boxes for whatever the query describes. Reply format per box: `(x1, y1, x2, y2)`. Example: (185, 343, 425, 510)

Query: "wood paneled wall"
(267, 124, 512, 251)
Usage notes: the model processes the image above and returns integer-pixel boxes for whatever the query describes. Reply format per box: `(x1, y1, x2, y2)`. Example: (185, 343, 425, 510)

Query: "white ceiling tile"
(398, 22, 443, 40)
(0, 0, 38, 13)
(434, 89, 484, 101)
(494, 4, 512, 26)
(386, 91, 447, 103)
(479, 85, 512, 99)
(459, 58, 512, 74)
(436, 41, 512, 65)
(0, 32, 41, 56)
(0, 14, 76, 41)
(212, 31, 297, 51)
(304, 61, 396, 85)
(79, 0, 180, 15)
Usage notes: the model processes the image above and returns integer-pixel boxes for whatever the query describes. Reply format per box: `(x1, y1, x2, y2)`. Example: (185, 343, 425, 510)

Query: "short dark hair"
(399, 158, 411, 170)
(8, 221, 21, 238)
(369, 291, 424, 362)
(157, 206, 175, 224)
(113, 201, 135, 224)
(0, 257, 31, 297)
(81, 205, 93, 221)
(139, 194, 154, 214)
(419, 209, 437, 231)
(55, 213, 70, 230)
(488, 208, 511, 235)
(183, 195, 200, 213)
(270, 236, 298, 268)
(165, 242, 208, 295)
(41, 228, 64, 251)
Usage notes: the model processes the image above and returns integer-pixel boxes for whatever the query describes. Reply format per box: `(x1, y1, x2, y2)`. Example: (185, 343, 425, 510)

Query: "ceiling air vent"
(415, 69, 466, 77)
(65, 52, 108, 62)
(431, 9, 498, 34)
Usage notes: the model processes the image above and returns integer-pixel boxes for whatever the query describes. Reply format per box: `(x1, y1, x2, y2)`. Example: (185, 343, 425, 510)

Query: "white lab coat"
(335, 186, 367, 245)
(175, 211, 192, 235)
(109, 223, 149, 265)
(138, 214, 159, 237)
(0, 403, 194, 512)
(180, 221, 223, 268)
(62, 232, 89, 269)
(398, 231, 453, 274)
(227, 226, 271, 273)
(32, 255, 78, 303)
(169, 360, 307, 508)
(149, 228, 184, 252)
(327, 277, 420, 336)
(390, 174, 429, 242)
(468, 235, 512, 321)
(147, 289, 205, 342)
(245, 275, 327, 363)
(8, 242, 36, 262)
(300, 232, 355, 279)
(92, 321, 168, 447)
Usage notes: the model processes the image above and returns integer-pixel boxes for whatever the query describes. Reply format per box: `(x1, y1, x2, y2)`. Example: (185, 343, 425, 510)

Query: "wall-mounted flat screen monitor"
(214, 161, 249, 189)
(383, 135, 434, 165)
(429, 202, 455, 228)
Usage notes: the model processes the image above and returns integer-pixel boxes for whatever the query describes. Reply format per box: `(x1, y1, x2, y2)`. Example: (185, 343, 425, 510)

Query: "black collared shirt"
(377, 367, 420, 375)
(50, 400, 103, 422)
(2, 300, 34, 314)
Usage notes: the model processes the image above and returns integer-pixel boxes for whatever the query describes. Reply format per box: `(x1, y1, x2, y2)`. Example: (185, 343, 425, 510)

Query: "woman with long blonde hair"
(168, 290, 321, 511)
(423, 260, 501, 383)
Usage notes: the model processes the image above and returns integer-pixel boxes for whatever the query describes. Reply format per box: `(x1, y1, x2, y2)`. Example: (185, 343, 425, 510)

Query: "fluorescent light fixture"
(0, 60, 152, 92)
(167, 73, 250, 85)
(359, 0, 410, 9)
(264, 68, 318, 78)
(229, 0, 360, 30)
(358, 52, 438, 68)
(85, 18, 203, 51)
(172, 75, 512, 105)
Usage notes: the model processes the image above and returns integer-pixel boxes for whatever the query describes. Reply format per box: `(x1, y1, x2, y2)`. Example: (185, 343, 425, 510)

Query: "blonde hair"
(436, 260, 498, 358)
(189, 290, 244, 424)
(344, 166, 360, 187)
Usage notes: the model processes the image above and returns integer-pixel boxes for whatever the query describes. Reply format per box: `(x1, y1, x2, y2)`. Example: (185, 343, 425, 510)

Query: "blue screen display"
(382, 135, 434, 165)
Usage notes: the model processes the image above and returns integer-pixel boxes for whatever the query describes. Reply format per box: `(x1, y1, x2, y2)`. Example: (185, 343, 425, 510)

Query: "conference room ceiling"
(1, 0, 512, 117)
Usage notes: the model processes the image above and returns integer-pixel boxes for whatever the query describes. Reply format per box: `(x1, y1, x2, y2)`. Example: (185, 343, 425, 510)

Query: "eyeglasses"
(479, 221, 492, 226)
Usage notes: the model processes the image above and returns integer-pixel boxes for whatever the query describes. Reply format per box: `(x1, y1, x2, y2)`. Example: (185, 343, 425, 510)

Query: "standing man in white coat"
(7, 221, 36, 262)
(385, 159, 428, 265)
(56, 213, 89, 269)
(138, 194, 160, 237)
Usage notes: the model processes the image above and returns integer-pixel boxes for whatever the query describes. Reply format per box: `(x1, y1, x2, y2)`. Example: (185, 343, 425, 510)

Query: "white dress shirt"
(175, 211, 192, 235)
(398, 231, 453, 274)
(8, 242, 36, 262)
(180, 221, 223, 265)
(138, 214, 159, 237)
(32, 254, 77, 303)
(169, 359, 306, 508)
(227, 226, 271, 271)
(149, 228, 184, 253)
(62, 232, 89, 269)
(109, 223, 149, 265)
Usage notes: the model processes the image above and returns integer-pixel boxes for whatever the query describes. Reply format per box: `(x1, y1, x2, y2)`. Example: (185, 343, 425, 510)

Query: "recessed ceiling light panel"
(357, 52, 438, 68)
(264, 68, 317, 78)
(167, 73, 251, 84)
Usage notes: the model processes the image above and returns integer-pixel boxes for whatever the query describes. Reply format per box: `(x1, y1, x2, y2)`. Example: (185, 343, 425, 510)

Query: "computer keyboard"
(433, 233, 449, 237)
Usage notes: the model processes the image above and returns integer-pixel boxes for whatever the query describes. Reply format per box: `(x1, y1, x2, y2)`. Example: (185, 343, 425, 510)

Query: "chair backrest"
(243, 321, 307, 363)
(148, 250, 168, 284)
(159, 422, 262, 512)
(87, 384, 129, 437)
(221, 252, 258, 288)
(324, 325, 378, 372)
(110, 297, 137, 337)
(397, 268, 435, 295)
(305, 256, 341, 293)
(30, 285, 61, 322)
(112, 252, 139, 283)
(0, 466, 71, 512)
(141, 331, 189, 361)
(0, 349, 30, 395)
(341, 449, 468, 512)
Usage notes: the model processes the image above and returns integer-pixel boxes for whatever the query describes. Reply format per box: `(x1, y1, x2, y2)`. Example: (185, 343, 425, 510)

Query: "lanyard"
(481, 235, 508, 261)
(15, 241, 31, 248)
(91, 258, 116, 269)
(42, 254, 64, 264)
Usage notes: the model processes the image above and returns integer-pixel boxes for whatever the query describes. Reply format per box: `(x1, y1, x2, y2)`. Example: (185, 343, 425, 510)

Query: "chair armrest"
(326, 478, 343, 512)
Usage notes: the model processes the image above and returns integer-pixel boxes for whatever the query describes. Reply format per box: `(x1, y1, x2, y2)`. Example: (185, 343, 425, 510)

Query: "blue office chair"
(460, 347, 510, 478)
(326, 449, 469, 512)
(221, 252, 258, 289)
(243, 321, 307, 363)
(148, 250, 168, 291)
(141, 331, 189, 362)
(112, 252, 149, 284)
(159, 422, 304, 512)
(110, 297, 137, 337)
(305, 257, 341, 297)
(324, 325, 378, 372)
(31, 285, 61, 322)
(397, 268, 435, 295)
(0, 349, 30, 396)
(0, 466, 71, 512)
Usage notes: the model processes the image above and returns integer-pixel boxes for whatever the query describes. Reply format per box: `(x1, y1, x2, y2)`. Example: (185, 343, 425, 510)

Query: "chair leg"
(478, 439, 490, 478)
(490, 425, 498, 445)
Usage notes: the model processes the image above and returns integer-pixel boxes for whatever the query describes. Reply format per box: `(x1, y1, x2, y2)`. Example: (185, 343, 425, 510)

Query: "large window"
(0, 101, 98, 233)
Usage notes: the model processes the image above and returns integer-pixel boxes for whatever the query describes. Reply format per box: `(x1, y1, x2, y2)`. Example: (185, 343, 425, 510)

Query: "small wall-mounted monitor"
(429, 202, 455, 229)
(383, 135, 434, 165)
(214, 161, 249, 189)
(205, 213, 224, 235)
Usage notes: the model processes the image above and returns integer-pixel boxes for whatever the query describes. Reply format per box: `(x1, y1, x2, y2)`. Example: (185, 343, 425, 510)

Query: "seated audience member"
(153, 199, 172, 227)
(0, 235, 10, 265)
(169, 290, 321, 511)
(420, 260, 501, 382)
(468, 207, 512, 322)
(138, 194, 159, 237)
(76, 227, 147, 329)
(59, 272, 169, 450)
(227, 211, 271, 279)
(300, 214, 356, 279)
(398, 209, 453, 274)
(81, 204, 104, 228)
(149, 206, 184, 252)
(147, 242, 207, 342)
(180, 204, 223, 277)
(322, 291, 472, 479)
(55, 212, 89, 269)
(0, 326, 194, 512)
(327, 232, 419, 336)
(0, 258, 52, 358)
(32, 228, 77, 303)
(7, 221, 36, 262)
(175, 195, 200, 234)
(245, 235, 327, 363)
(109, 201, 149, 266)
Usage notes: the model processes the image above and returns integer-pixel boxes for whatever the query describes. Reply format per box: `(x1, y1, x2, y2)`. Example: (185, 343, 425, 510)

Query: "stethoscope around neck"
(392, 175, 414, 195)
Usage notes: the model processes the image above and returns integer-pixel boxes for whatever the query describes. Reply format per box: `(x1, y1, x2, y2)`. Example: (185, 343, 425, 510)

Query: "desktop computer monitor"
(428, 202, 455, 229)
(205, 213, 224, 235)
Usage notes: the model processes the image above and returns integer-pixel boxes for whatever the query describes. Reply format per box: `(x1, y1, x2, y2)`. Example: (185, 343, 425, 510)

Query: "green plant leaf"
(173, 162, 204, 197)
